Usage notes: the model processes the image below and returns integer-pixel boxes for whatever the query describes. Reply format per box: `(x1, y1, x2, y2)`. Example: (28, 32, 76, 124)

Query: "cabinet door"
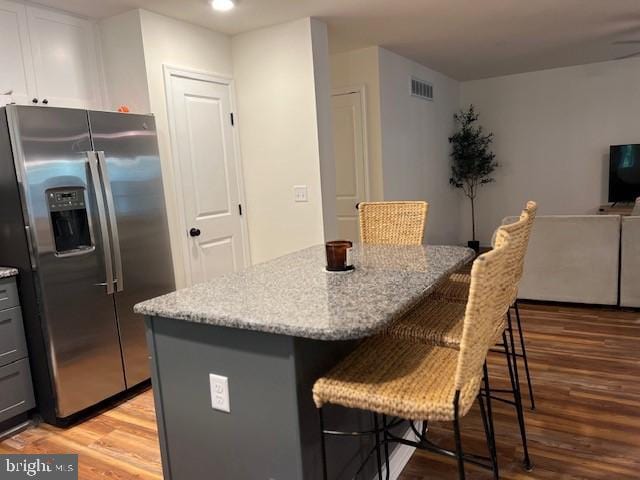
(26, 6, 103, 109)
(0, 307, 27, 368)
(0, 0, 36, 106)
(0, 358, 35, 423)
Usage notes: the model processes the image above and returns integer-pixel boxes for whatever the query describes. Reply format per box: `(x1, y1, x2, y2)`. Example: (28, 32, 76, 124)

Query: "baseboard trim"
(373, 423, 419, 480)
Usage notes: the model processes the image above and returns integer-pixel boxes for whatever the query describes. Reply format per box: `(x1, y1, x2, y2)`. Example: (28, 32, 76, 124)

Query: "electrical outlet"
(209, 374, 230, 413)
(294, 185, 308, 203)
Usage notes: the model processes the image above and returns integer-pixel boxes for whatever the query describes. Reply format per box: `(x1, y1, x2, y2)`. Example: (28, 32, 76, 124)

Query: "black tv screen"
(609, 144, 640, 202)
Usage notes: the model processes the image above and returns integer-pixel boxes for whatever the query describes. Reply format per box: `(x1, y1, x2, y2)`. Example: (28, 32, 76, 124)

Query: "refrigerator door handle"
(96, 151, 124, 293)
(87, 151, 115, 295)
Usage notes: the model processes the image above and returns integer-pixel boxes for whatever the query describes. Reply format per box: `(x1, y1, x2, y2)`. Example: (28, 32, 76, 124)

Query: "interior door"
(89, 111, 175, 388)
(168, 73, 246, 285)
(8, 105, 125, 418)
(332, 91, 367, 242)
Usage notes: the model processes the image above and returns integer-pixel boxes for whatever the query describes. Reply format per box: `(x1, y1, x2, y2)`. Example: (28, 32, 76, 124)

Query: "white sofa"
(503, 215, 621, 305)
(621, 216, 640, 308)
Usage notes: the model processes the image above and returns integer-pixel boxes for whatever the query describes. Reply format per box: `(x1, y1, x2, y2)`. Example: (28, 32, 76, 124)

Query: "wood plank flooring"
(0, 389, 162, 479)
(398, 302, 640, 479)
(1, 302, 639, 479)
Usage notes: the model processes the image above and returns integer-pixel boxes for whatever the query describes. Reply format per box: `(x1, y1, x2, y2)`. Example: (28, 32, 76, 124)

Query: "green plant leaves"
(449, 104, 498, 200)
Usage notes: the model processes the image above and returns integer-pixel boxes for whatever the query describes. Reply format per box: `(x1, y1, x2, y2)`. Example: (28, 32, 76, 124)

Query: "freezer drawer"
(0, 278, 19, 311)
(0, 307, 27, 368)
(0, 358, 35, 423)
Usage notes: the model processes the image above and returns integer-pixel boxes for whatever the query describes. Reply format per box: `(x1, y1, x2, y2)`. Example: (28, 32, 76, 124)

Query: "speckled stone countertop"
(134, 244, 474, 340)
(0, 267, 18, 279)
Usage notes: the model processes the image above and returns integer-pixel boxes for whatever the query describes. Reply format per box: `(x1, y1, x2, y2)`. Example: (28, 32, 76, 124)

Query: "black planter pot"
(467, 240, 480, 253)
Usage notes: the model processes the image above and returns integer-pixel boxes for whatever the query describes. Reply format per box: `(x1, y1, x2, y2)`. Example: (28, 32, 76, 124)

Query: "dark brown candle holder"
(325, 240, 354, 272)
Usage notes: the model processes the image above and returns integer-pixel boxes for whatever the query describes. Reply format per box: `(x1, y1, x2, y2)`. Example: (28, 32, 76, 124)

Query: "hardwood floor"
(1, 302, 639, 479)
(0, 389, 162, 479)
(398, 302, 640, 479)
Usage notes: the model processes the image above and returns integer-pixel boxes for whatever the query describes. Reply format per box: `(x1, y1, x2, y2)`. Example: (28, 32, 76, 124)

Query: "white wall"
(310, 19, 337, 242)
(461, 57, 640, 244)
(138, 9, 234, 287)
(99, 10, 150, 113)
(232, 18, 334, 263)
(330, 47, 384, 201)
(378, 48, 462, 245)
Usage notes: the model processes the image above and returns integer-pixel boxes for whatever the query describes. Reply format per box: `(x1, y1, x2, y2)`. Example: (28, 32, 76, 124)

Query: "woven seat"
(385, 296, 505, 349)
(433, 272, 472, 303)
(313, 335, 481, 421)
(359, 201, 428, 245)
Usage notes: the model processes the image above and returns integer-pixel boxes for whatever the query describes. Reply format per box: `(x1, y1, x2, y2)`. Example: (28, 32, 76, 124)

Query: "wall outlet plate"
(294, 185, 308, 202)
(209, 374, 230, 413)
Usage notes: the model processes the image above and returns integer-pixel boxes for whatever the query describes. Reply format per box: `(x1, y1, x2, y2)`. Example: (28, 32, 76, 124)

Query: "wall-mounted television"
(609, 144, 640, 202)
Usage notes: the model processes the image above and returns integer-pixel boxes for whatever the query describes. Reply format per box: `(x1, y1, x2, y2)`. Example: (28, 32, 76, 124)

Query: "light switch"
(209, 374, 230, 413)
(294, 185, 308, 203)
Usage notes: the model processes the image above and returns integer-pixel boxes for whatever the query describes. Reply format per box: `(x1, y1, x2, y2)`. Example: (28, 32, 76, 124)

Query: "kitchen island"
(135, 244, 473, 480)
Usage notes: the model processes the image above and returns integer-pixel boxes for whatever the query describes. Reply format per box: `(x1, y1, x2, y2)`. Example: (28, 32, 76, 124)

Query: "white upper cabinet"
(0, 0, 104, 109)
(0, 0, 36, 106)
(26, 6, 103, 108)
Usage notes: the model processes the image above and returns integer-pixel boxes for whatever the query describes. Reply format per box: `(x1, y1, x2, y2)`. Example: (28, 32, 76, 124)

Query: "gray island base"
(136, 244, 474, 479)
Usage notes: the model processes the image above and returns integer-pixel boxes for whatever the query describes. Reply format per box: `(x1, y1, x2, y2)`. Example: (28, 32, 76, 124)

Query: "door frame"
(163, 64, 251, 285)
(331, 85, 371, 202)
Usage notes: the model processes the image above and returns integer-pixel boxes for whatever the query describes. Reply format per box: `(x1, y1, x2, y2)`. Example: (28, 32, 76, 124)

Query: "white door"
(168, 72, 247, 285)
(332, 91, 367, 242)
(0, 0, 36, 106)
(25, 6, 102, 108)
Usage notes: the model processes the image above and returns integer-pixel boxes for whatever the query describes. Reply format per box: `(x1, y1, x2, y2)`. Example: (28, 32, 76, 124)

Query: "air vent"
(410, 77, 433, 101)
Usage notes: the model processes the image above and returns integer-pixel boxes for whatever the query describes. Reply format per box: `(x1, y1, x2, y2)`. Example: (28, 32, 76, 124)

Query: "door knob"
(189, 228, 201, 237)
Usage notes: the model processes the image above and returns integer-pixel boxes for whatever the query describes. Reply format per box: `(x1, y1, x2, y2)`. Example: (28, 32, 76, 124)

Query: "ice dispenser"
(46, 187, 92, 254)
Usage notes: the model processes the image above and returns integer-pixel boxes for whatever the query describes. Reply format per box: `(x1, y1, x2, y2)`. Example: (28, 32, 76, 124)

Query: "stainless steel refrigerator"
(0, 105, 175, 425)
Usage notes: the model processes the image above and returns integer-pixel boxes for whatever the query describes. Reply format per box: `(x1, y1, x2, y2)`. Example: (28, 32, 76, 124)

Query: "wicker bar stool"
(435, 201, 538, 410)
(358, 201, 428, 245)
(314, 237, 515, 480)
(385, 210, 535, 471)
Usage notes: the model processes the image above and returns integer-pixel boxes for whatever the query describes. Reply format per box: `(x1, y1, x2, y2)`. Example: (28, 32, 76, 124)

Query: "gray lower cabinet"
(0, 359, 35, 423)
(0, 277, 35, 427)
(0, 307, 28, 366)
(0, 277, 19, 311)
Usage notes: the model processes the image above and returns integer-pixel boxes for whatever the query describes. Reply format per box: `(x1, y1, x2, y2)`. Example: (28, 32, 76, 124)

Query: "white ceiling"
(31, 0, 640, 80)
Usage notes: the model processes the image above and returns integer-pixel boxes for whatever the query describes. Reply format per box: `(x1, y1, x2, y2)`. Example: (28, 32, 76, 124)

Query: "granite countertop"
(134, 244, 474, 341)
(0, 267, 19, 279)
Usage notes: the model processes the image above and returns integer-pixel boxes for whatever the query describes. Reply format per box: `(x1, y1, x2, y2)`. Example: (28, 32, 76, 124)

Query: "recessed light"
(211, 0, 235, 11)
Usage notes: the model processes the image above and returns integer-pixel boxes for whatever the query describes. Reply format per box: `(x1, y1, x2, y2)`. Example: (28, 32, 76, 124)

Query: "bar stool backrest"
(516, 201, 538, 285)
(495, 210, 530, 300)
(454, 217, 525, 394)
(359, 201, 428, 245)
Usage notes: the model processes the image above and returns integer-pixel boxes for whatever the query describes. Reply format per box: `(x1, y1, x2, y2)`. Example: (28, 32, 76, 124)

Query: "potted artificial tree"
(449, 105, 498, 253)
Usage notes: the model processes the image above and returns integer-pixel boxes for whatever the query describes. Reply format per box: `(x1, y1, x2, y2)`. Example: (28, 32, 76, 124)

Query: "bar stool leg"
(452, 391, 466, 480)
(507, 313, 534, 472)
(514, 300, 536, 410)
(372, 413, 383, 479)
(482, 363, 499, 479)
(382, 414, 390, 480)
(478, 392, 498, 480)
(318, 408, 328, 480)
(421, 419, 428, 438)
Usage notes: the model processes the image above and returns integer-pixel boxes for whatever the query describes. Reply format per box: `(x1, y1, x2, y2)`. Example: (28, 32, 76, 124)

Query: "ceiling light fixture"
(211, 0, 235, 12)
